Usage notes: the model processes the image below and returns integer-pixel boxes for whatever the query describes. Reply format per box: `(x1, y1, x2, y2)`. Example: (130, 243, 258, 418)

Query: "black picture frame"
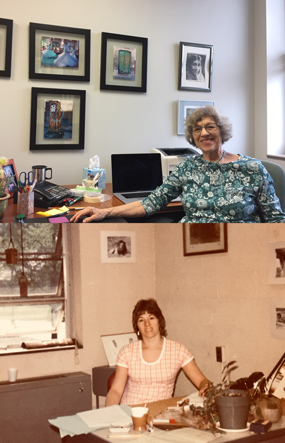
(0, 18, 13, 78)
(183, 224, 228, 256)
(179, 42, 213, 92)
(29, 22, 90, 82)
(30, 87, 86, 151)
(100, 32, 148, 93)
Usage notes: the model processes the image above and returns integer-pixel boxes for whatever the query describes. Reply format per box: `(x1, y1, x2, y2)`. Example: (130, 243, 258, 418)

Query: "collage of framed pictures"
(179, 41, 213, 92)
(100, 32, 148, 93)
(0, 18, 13, 78)
(29, 22, 90, 82)
(30, 87, 86, 151)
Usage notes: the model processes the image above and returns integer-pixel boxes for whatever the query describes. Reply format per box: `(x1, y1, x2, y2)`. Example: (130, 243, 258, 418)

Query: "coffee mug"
(32, 165, 52, 183)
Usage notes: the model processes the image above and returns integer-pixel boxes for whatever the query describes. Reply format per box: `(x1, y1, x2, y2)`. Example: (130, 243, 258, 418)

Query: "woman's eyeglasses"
(193, 123, 220, 135)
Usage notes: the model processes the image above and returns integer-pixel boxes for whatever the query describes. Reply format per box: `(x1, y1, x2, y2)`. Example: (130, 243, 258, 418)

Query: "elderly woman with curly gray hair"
(71, 106, 285, 223)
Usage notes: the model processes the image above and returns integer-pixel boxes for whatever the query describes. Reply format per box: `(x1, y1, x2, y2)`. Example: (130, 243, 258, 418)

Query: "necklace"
(216, 150, 225, 163)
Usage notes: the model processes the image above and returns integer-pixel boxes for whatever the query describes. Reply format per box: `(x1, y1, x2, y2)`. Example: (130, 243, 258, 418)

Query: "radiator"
(0, 372, 92, 443)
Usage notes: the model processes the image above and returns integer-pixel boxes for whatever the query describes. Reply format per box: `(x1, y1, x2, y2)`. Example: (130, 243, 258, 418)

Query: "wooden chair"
(107, 371, 116, 392)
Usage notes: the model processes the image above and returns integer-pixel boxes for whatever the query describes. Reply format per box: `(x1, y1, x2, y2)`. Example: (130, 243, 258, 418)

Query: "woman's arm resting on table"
(183, 359, 212, 396)
(70, 201, 146, 223)
(105, 365, 129, 406)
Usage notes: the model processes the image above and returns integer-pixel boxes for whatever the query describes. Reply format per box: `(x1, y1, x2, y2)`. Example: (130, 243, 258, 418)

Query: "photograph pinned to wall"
(270, 300, 285, 341)
(177, 100, 214, 135)
(30, 87, 86, 150)
(179, 42, 213, 92)
(44, 99, 73, 140)
(100, 32, 147, 92)
(0, 18, 13, 78)
(101, 231, 136, 263)
(113, 46, 136, 80)
(2, 159, 18, 199)
(41, 36, 79, 68)
(29, 22, 90, 82)
(268, 242, 285, 284)
(183, 224, 227, 256)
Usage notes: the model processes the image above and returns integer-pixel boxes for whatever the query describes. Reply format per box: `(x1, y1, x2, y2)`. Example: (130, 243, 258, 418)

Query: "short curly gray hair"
(184, 105, 233, 147)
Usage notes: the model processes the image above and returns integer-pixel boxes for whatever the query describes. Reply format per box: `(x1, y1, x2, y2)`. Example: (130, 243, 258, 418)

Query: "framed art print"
(101, 231, 136, 263)
(29, 22, 90, 82)
(179, 42, 213, 92)
(268, 242, 285, 284)
(100, 32, 148, 93)
(3, 159, 18, 198)
(177, 100, 214, 135)
(30, 87, 86, 150)
(183, 224, 227, 256)
(0, 18, 13, 78)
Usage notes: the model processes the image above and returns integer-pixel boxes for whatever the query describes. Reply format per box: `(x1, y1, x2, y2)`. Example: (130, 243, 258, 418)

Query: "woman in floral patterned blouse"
(71, 106, 285, 223)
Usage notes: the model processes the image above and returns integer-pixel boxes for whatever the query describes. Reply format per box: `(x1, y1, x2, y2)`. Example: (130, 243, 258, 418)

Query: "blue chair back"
(261, 160, 285, 212)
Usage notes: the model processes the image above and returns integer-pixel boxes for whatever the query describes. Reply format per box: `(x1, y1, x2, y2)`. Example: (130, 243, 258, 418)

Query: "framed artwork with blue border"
(177, 100, 214, 135)
(0, 18, 13, 78)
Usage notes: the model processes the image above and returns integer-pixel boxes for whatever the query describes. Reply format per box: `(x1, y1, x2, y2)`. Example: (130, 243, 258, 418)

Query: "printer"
(151, 147, 199, 181)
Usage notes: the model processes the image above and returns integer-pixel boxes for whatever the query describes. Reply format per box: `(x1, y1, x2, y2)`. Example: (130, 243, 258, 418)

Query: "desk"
(61, 417, 285, 443)
(2, 184, 183, 223)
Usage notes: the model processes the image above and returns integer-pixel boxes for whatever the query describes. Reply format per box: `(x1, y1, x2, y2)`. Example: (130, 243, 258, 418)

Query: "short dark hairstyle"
(132, 298, 167, 340)
(184, 105, 233, 147)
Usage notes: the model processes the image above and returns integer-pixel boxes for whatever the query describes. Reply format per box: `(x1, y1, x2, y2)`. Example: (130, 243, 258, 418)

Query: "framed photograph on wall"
(101, 231, 136, 263)
(268, 242, 285, 284)
(183, 224, 227, 256)
(179, 42, 213, 92)
(29, 22, 90, 82)
(270, 300, 285, 341)
(30, 87, 86, 151)
(3, 159, 18, 198)
(0, 18, 13, 78)
(177, 100, 214, 135)
(100, 32, 148, 93)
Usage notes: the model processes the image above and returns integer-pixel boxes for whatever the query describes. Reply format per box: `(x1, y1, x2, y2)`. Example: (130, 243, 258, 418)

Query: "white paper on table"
(77, 405, 132, 428)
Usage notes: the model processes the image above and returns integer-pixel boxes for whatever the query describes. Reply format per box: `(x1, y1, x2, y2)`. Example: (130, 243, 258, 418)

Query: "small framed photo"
(177, 100, 214, 135)
(270, 300, 285, 341)
(101, 231, 136, 263)
(100, 32, 148, 93)
(29, 22, 90, 82)
(183, 224, 227, 256)
(0, 18, 13, 78)
(30, 87, 86, 151)
(268, 242, 285, 284)
(3, 159, 18, 198)
(179, 42, 213, 92)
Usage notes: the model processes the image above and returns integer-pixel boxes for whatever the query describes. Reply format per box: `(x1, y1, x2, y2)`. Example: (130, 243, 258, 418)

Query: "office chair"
(261, 160, 285, 212)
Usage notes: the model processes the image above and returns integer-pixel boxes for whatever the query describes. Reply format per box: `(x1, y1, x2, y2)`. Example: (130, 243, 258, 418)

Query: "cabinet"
(0, 372, 92, 443)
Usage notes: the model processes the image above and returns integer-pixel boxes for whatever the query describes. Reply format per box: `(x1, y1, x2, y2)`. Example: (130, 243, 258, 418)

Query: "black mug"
(32, 165, 52, 183)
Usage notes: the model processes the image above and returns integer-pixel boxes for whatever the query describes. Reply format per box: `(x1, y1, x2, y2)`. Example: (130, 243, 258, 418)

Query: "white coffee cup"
(8, 368, 18, 382)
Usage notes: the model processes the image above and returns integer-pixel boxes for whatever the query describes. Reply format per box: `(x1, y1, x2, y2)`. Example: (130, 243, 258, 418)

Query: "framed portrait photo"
(29, 22, 90, 82)
(179, 42, 213, 92)
(101, 231, 136, 263)
(0, 18, 13, 78)
(268, 242, 285, 284)
(183, 224, 227, 256)
(177, 100, 214, 135)
(100, 32, 148, 93)
(3, 159, 18, 198)
(30, 87, 86, 151)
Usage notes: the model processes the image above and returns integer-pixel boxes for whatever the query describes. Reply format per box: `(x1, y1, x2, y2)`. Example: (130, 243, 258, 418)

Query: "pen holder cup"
(17, 192, 34, 216)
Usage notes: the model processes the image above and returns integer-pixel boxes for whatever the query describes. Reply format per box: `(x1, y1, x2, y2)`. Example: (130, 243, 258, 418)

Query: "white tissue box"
(82, 168, 106, 190)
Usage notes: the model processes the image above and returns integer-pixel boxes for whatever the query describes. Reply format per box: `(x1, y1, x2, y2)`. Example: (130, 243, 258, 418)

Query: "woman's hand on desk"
(70, 207, 110, 223)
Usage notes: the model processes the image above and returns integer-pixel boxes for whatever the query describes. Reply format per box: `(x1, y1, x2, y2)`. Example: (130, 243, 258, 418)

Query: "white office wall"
(1, 0, 254, 185)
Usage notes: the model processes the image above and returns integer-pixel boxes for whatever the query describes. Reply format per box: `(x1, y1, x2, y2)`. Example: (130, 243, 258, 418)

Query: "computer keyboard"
(122, 192, 151, 199)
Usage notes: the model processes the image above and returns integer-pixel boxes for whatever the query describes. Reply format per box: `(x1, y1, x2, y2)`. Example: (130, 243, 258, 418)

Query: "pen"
(153, 419, 176, 424)
(69, 207, 85, 210)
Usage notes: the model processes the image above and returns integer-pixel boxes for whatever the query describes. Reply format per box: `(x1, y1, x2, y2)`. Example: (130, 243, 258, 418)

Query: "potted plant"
(0, 157, 15, 222)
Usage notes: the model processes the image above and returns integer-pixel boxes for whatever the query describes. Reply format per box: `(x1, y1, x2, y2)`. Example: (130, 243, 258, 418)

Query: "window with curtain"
(0, 224, 74, 353)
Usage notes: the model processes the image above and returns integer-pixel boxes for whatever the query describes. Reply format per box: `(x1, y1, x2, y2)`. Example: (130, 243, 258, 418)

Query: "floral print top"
(141, 155, 285, 223)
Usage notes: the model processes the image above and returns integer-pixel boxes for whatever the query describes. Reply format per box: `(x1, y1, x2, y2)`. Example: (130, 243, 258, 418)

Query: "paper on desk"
(125, 428, 219, 443)
(49, 414, 95, 438)
(37, 206, 70, 217)
(77, 405, 132, 428)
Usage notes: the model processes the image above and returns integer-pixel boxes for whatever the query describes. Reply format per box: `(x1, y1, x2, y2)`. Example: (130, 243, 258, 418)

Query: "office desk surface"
(61, 417, 285, 443)
(2, 184, 183, 223)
